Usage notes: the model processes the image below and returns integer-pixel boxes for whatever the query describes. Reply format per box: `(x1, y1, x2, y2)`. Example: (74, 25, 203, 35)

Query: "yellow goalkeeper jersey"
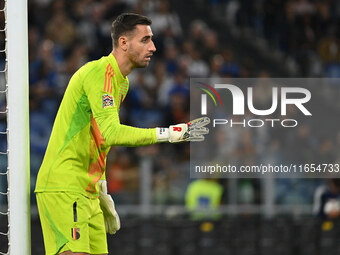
(35, 53, 157, 198)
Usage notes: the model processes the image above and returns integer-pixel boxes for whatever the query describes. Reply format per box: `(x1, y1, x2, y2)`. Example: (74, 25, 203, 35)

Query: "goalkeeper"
(35, 13, 209, 255)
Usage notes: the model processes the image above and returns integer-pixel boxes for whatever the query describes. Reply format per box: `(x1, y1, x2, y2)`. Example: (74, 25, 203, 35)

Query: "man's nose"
(150, 41, 156, 52)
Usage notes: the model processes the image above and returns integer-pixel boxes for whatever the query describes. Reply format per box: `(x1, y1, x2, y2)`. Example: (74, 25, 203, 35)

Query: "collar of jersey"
(108, 53, 127, 82)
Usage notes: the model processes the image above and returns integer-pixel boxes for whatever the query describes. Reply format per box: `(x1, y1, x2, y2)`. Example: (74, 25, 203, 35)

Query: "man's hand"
(98, 180, 120, 234)
(156, 117, 210, 143)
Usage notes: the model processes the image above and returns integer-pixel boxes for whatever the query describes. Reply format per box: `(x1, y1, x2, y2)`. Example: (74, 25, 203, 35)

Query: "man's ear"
(118, 36, 128, 51)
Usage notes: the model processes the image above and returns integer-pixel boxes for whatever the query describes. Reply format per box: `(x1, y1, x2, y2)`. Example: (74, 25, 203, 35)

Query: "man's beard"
(129, 49, 148, 68)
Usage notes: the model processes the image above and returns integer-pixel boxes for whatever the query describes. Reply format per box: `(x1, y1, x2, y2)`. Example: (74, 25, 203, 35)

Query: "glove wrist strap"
(156, 127, 169, 142)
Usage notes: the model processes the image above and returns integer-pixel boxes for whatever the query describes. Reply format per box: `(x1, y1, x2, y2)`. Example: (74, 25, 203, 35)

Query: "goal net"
(0, 0, 30, 254)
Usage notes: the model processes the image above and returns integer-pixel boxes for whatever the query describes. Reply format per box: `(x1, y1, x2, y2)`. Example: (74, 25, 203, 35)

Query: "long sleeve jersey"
(35, 53, 157, 198)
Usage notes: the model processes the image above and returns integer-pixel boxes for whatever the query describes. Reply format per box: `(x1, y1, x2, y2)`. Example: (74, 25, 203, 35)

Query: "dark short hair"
(111, 13, 152, 48)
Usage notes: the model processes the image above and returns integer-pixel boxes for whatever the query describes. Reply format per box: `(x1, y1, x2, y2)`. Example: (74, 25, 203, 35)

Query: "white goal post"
(7, 0, 30, 254)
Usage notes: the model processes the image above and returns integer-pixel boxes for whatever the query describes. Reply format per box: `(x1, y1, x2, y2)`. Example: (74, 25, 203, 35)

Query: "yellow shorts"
(36, 192, 108, 255)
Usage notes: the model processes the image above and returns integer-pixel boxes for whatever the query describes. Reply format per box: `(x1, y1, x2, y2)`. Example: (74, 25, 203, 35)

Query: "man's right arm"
(95, 109, 157, 147)
(83, 66, 209, 147)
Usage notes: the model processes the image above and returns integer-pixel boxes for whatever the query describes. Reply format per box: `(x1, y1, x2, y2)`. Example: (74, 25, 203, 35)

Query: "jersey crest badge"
(71, 227, 80, 240)
(102, 94, 114, 108)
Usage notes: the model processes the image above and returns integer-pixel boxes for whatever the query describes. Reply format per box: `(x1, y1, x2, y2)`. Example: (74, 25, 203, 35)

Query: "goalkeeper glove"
(156, 117, 210, 143)
(98, 180, 121, 234)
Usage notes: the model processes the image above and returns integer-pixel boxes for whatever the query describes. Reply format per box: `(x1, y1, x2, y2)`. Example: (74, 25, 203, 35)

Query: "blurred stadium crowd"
(1, 0, 340, 209)
(232, 0, 340, 77)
